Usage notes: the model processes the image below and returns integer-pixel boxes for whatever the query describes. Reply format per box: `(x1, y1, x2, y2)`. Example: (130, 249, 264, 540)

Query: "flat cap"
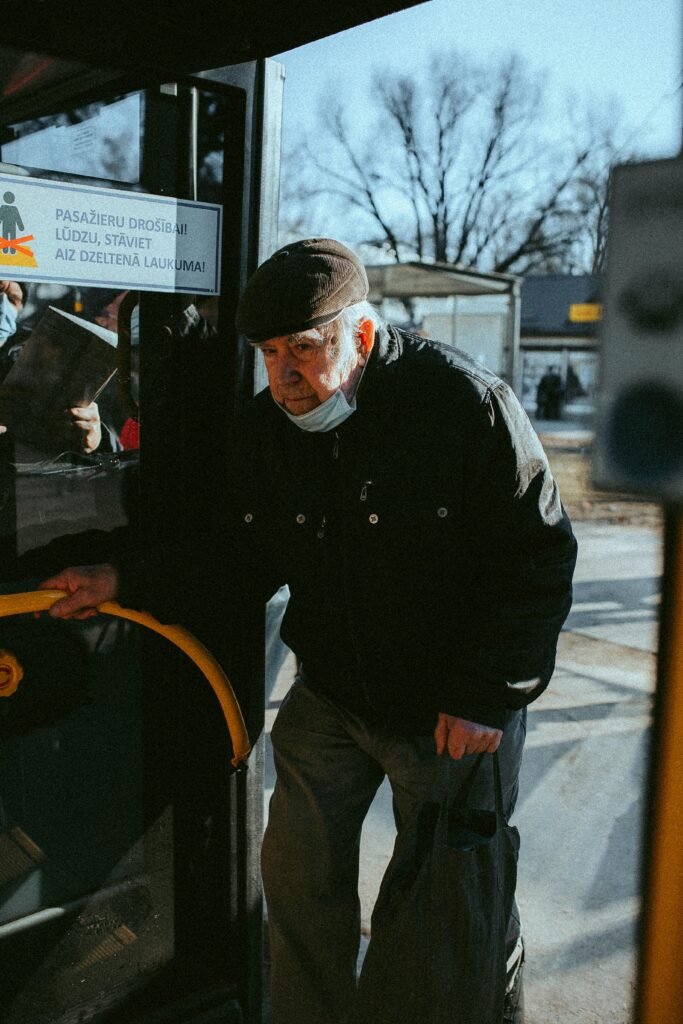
(235, 237, 369, 342)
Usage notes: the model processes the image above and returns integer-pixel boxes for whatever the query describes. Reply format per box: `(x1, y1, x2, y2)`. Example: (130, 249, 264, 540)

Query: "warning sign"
(0, 172, 222, 295)
(0, 189, 37, 267)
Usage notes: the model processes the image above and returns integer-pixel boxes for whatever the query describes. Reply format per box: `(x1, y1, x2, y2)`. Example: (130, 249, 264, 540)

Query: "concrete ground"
(264, 518, 662, 1023)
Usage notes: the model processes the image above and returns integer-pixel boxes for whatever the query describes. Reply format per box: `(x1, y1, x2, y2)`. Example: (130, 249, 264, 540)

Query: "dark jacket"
(221, 325, 576, 733)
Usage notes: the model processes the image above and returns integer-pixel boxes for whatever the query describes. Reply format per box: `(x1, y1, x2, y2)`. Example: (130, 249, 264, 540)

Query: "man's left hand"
(434, 713, 502, 760)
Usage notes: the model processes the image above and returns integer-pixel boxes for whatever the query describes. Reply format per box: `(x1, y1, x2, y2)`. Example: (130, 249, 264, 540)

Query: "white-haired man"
(42, 239, 576, 1024)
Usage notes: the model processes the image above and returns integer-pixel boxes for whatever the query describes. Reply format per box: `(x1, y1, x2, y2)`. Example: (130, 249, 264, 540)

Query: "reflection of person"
(535, 365, 564, 420)
(93, 291, 126, 333)
(0, 280, 119, 453)
(94, 290, 139, 449)
(0, 279, 23, 339)
(40, 239, 577, 1024)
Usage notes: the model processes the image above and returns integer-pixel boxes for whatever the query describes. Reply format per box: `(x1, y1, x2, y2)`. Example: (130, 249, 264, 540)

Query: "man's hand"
(39, 563, 119, 620)
(434, 713, 502, 760)
(67, 402, 102, 453)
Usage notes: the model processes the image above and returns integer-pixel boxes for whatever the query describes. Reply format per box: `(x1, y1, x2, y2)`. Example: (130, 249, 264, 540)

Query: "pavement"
(264, 518, 662, 1024)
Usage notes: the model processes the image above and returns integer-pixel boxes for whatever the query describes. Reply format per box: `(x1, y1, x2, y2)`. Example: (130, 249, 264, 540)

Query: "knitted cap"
(235, 238, 369, 342)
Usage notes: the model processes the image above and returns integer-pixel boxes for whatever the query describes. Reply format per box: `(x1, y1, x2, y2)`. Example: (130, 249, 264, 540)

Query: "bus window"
(1, 92, 144, 185)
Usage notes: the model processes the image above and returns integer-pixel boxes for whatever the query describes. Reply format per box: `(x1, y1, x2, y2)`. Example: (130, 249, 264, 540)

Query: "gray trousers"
(262, 678, 526, 1024)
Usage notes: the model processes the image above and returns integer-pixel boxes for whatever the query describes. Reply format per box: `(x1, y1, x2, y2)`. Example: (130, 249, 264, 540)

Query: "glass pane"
(0, 616, 175, 1024)
(1, 93, 144, 185)
(0, 284, 166, 1023)
(0, 75, 242, 1023)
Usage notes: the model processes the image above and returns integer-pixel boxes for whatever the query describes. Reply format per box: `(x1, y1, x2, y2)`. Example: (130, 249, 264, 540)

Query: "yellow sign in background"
(569, 302, 603, 323)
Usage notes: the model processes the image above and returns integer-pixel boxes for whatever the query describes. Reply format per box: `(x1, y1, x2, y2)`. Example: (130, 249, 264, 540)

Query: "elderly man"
(42, 239, 576, 1024)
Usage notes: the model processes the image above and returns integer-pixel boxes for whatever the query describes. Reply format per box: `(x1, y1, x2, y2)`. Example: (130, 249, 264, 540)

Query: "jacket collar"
(353, 322, 403, 420)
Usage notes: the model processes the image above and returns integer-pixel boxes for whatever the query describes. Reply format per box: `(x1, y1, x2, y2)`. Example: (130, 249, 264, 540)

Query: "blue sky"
(275, 0, 682, 157)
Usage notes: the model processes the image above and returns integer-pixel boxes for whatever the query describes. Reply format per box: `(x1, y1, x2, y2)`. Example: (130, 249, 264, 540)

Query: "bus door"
(0, 59, 282, 1024)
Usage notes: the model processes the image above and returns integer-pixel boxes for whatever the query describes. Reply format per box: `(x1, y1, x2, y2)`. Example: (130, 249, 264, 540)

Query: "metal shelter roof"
(366, 261, 520, 302)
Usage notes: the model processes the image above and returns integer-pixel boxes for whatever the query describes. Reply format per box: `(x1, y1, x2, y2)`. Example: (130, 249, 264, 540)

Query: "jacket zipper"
(318, 431, 340, 538)
(332, 431, 376, 711)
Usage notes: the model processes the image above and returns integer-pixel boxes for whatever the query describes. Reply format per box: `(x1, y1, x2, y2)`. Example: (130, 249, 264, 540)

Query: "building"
(520, 273, 602, 423)
(365, 261, 521, 385)
(364, 264, 601, 425)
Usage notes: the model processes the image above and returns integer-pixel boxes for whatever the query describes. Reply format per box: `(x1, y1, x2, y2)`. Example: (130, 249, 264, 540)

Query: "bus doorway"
(0, 61, 281, 1024)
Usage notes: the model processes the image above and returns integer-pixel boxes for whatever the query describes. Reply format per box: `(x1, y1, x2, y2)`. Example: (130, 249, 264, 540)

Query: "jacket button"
(369, 513, 379, 524)
(296, 513, 306, 524)
(437, 507, 448, 518)
(244, 513, 253, 523)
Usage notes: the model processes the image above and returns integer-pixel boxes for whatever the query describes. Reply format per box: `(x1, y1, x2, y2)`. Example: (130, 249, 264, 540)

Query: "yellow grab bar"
(0, 590, 251, 769)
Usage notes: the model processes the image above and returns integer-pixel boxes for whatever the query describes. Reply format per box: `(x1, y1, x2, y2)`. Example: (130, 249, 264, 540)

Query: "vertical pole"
(636, 510, 683, 1022)
(187, 85, 198, 203)
(508, 279, 522, 393)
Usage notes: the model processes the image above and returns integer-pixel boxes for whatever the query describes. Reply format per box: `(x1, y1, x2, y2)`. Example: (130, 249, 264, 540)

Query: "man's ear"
(357, 318, 375, 365)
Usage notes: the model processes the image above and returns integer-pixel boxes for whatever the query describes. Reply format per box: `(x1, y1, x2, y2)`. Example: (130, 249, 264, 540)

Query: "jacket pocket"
(351, 488, 470, 608)
(354, 490, 463, 556)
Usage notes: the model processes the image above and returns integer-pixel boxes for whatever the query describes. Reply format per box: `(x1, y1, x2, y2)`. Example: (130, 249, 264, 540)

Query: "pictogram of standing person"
(0, 193, 24, 255)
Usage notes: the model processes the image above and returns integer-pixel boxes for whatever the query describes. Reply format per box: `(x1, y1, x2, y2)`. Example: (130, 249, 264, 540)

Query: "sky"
(275, 0, 682, 158)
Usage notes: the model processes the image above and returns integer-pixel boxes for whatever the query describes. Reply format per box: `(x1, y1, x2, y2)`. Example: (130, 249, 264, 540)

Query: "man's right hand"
(39, 563, 119, 619)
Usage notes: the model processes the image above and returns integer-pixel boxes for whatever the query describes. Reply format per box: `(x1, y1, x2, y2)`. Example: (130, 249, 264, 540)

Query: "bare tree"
(279, 50, 635, 274)
(567, 112, 635, 274)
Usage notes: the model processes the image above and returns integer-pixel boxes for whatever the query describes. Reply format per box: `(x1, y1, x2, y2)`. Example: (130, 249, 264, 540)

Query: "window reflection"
(0, 94, 143, 185)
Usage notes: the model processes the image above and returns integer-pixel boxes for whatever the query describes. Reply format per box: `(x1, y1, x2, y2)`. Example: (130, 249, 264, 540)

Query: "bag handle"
(492, 749, 505, 824)
(450, 750, 506, 824)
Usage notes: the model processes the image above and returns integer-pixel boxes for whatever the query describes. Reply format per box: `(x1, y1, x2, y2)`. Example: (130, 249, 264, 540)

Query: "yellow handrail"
(0, 590, 251, 769)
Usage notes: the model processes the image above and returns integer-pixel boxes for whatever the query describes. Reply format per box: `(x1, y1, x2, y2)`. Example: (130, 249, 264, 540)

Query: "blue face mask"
(280, 388, 357, 432)
(0, 293, 18, 345)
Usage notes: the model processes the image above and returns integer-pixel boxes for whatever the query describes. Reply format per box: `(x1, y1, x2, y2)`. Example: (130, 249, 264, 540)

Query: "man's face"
(257, 320, 370, 415)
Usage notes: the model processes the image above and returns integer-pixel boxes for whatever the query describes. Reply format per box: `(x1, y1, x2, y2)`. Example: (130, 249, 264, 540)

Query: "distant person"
(0, 279, 120, 454)
(535, 365, 564, 420)
(564, 363, 586, 404)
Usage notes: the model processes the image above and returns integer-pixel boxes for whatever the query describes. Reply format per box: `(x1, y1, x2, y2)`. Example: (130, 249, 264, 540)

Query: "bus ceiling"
(0, 0, 426, 118)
